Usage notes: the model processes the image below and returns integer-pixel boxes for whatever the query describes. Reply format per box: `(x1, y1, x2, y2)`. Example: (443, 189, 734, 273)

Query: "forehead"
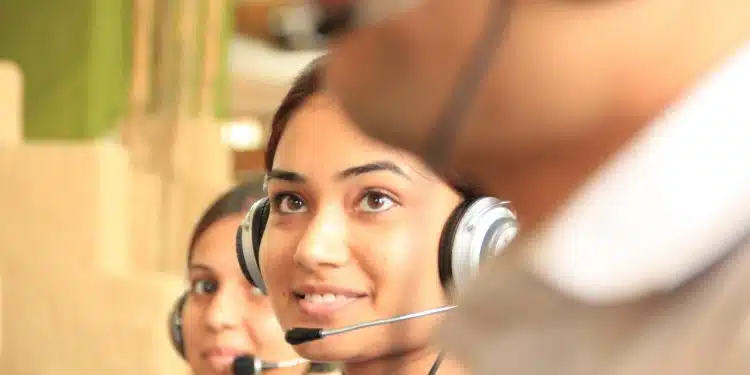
(191, 215, 243, 264)
(273, 94, 430, 178)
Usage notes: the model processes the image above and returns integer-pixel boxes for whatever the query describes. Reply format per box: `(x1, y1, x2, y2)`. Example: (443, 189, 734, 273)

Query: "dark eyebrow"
(187, 263, 214, 274)
(266, 169, 307, 183)
(265, 161, 411, 185)
(337, 161, 411, 181)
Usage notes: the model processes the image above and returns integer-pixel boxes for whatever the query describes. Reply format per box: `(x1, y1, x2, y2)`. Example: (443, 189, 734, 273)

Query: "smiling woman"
(235, 57, 518, 375)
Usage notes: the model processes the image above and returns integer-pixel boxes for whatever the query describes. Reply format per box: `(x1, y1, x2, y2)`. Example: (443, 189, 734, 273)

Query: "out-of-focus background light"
(220, 118, 267, 151)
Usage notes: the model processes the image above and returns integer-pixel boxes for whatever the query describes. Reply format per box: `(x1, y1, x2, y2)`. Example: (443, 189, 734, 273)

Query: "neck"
(264, 365, 310, 375)
(343, 347, 466, 375)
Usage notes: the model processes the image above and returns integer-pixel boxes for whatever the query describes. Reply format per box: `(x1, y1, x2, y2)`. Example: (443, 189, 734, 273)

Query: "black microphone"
(285, 305, 456, 345)
(232, 355, 309, 375)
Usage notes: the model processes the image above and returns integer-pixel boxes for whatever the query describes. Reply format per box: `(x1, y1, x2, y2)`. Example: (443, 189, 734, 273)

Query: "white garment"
(529, 41, 750, 304)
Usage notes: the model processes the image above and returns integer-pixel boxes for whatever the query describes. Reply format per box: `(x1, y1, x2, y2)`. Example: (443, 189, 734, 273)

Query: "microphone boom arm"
(323, 305, 456, 338)
(265, 358, 309, 369)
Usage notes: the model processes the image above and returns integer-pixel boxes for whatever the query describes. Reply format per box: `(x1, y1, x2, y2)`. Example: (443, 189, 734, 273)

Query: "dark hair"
(187, 180, 265, 264)
(265, 56, 326, 172)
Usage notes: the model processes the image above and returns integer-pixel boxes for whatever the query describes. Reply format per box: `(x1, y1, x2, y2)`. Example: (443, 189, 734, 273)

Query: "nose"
(293, 206, 350, 271)
(204, 285, 244, 332)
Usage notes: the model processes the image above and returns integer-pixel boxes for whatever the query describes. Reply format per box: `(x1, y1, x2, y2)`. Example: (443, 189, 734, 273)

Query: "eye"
(190, 279, 218, 295)
(272, 192, 308, 214)
(358, 191, 397, 213)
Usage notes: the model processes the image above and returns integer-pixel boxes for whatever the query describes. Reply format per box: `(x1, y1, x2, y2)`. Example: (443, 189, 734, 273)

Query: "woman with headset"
(236, 57, 518, 375)
(168, 182, 339, 375)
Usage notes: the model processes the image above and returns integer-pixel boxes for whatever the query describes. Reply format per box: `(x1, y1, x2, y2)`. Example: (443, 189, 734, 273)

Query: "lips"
(292, 284, 368, 320)
(293, 283, 368, 297)
(302, 292, 357, 304)
(202, 347, 247, 372)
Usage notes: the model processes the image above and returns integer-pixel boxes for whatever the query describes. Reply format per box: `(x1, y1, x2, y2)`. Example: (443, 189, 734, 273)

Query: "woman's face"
(261, 94, 463, 362)
(182, 214, 302, 375)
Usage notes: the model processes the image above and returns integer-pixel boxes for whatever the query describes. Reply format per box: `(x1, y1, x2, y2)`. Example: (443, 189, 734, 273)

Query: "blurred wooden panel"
(228, 37, 322, 118)
(0, 61, 22, 144)
(125, 0, 232, 174)
(235, 0, 301, 41)
(233, 149, 266, 174)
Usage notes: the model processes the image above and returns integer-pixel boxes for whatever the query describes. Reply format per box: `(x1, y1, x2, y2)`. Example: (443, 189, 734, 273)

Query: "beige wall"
(0, 61, 233, 374)
(0, 61, 21, 144)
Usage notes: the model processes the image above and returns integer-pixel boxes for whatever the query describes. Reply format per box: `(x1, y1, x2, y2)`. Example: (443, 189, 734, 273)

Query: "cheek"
(251, 316, 303, 363)
(259, 230, 295, 319)
(181, 309, 204, 363)
(368, 221, 445, 298)
(253, 314, 288, 347)
(259, 230, 292, 289)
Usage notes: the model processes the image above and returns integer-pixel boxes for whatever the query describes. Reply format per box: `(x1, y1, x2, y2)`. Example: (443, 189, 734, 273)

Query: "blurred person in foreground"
(171, 182, 338, 375)
(310, 0, 750, 374)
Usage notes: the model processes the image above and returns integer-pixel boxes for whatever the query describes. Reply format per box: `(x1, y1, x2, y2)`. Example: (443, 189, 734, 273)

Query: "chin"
(292, 335, 378, 364)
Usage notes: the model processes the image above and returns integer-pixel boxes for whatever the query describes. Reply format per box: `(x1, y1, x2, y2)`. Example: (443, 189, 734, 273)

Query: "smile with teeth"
(293, 289, 365, 318)
(299, 293, 357, 304)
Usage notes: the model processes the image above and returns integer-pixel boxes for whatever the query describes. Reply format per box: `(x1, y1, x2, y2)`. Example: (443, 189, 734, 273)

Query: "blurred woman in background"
(169, 182, 338, 375)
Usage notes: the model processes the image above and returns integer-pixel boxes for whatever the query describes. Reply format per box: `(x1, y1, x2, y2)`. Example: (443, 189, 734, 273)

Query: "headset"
(235, 195, 518, 294)
(168, 292, 189, 357)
